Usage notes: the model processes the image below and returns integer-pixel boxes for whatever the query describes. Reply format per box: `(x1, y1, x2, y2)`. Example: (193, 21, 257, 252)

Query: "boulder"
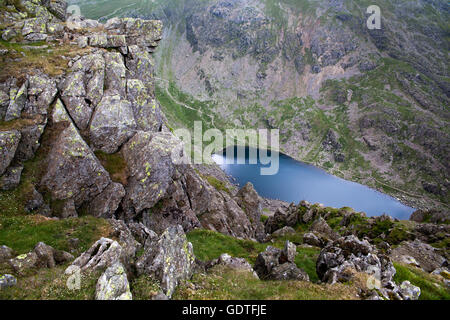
(88, 182, 125, 218)
(121, 131, 184, 217)
(9, 252, 38, 275)
(89, 93, 137, 153)
(253, 246, 281, 279)
(136, 225, 195, 298)
(126, 79, 164, 132)
(95, 262, 132, 300)
(390, 240, 446, 272)
(303, 232, 328, 248)
(15, 125, 45, 162)
(128, 222, 158, 246)
(0, 274, 17, 290)
(414, 223, 450, 244)
(0, 130, 21, 176)
(280, 240, 297, 264)
(309, 217, 339, 241)
(108, 219, 141, 264)
(410, 209, 449, 224)
(25, 187, 45, 213)
(211, 253, 258, 278)
(40, 100, 111, 212)
(0, 165, 23, 190)
(302, 206, 322, 224)
(5, 81, 27, 121)
(8, 242, 72, 275)
(60, 199, 77, 219)
(125, 46, 156, 93)
(265, 206, 298, 234)
(235, 182, 266, 241)
(46, 0, 68, 21)
(270, 262, 309, 281)
(0, 245, 14, 263)
(254, 241, 309, 281)
(104, 52, 127, 97)
(59, 53, 105, 129)
(398, 281, 421, 300)
(25, 74, 57, 116)
(68, 238, 123, 272)
(34, 242, 57, 269)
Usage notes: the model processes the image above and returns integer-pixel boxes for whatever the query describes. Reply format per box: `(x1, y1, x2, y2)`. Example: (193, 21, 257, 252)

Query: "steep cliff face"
(0, 0, 265, 241)
(71, 0, 450, 210)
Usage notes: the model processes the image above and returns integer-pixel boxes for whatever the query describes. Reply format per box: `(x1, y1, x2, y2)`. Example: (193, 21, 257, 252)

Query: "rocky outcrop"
(108, 219, 141, 266)
(0, 0, 273, 244)
(0, 274, 17, 290)
(254, 241, 309, 281)
(413, 223, 450, 244)
(315, 235, 423, 300)
(0, 130, 21, 176)
(121, 131, 184, 217)
(410, 209, 449, 224)
(303, 232, 328, 248)
(136, 225, 195, 298)
(40, 100, 112, 217)
(89, 93, 137, 153)
(67, 238, 123, 272)
(88, 183, 126, 219)
(8, 242, 73, 275)
(265, 205, 299, 234)
(390, 240, 446, 273)
(309, 217, 339, 241)
(210, 253, 258, 278)
(316, 236, 396, 293)
(235, 182, 266, 241)
(398, 281, 421, 300)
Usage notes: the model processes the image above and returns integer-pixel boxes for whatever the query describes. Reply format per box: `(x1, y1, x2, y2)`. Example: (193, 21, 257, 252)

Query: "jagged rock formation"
(71, 0, 450, 211)
(316, 235, 421, 300)
(136, 225, 195, 298)
(66, 237, 124, 272)
(0, 0, 267, 242)
(390, 240, 447, 273)
(254, 240, 309, 281)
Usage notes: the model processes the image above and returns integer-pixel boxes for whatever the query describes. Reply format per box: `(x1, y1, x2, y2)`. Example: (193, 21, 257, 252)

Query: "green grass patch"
(204, 175, 230, 194)
(186, 229, 320, 282)
(0, 215, 112, 256)
(0, 265, 101, 300)
(94, 150, 128, 185)
(393, 263, 450, 300)
(174, 265, 358, 300)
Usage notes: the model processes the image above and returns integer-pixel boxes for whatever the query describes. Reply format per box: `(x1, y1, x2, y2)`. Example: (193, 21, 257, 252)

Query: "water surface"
(212, 147, 415, 220)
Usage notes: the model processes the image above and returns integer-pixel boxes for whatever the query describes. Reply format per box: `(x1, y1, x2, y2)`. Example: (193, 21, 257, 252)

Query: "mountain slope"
(70, 0, 450, 210)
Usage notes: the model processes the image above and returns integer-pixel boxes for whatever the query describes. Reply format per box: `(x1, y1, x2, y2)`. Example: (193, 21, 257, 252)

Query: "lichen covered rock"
(68, 238, 123, 272)
(89, 93, 137, 154)
(41, 100, 111, 214)
(0, 130, 21, 176)
(136, 225, 195, 298)
(95, 262, 132, 300)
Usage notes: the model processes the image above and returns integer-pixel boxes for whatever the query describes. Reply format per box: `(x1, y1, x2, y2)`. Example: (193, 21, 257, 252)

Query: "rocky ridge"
(0, 0, 265, 242)
(0, 1, 448, 300)
(71, 0, 450, 211)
